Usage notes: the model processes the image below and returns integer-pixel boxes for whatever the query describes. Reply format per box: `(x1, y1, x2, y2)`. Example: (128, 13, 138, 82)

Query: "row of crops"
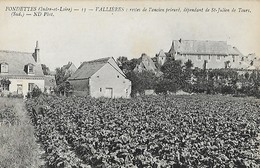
(26, 95, 260, 167)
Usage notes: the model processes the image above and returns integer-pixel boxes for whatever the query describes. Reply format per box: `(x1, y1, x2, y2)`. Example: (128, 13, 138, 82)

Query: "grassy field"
(0, 98, 41, 168)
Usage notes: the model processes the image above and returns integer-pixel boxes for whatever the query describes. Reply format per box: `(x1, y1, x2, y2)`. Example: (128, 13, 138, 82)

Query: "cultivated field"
(0, 98, 41, 168)
(26, 94, 260, 168)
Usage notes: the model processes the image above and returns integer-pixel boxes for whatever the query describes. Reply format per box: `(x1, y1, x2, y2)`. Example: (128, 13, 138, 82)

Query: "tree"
(184, 59, 193, 69)
(126, 70, 157, 96)
(55, 66, 74, 96)
(160, 59, 184, 87)
(126, 71, 139, 96)
(117, 56, 128, 67)
(41, 64, 50, 75)
(32, 86, 42, 98)
(117, 57, 140, 73)
(55, 67, 72, 86)
(55, 81, 73, 96)
(27, 85, 42, 98)
(155, 78, 178, 95)
(183, 59, 194, 84)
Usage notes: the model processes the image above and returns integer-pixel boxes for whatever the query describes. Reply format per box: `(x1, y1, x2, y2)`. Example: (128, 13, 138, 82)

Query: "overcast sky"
(0, 1, 259, 70)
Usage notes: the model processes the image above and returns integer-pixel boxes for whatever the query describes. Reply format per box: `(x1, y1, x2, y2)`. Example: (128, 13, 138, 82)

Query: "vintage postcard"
(0, 0, 259, 168)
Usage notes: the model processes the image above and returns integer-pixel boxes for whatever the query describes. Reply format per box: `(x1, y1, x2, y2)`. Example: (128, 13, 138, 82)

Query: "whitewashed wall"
(8, 78, 44, 96)
(89, 60, 131, 98)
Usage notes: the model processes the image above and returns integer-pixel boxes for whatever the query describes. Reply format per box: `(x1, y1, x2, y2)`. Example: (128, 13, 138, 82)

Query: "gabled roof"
(44, 75, 56, 87)
(68, 57, 111, 80)
(232, 47, 244, 56)
(170, 40, 228, 55)
(158, 50, 166, 57)
(227, 45, 242, 55)
(0, 50, 44, 77)
(134, 53, 157, 73)
(62, 62, 77, 72)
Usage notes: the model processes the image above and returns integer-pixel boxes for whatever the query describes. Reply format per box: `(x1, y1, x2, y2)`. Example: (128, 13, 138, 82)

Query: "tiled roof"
(68, 57, 110, 80)
(170, 40, 228, 55)
(0, 50, 44, 77)
(232, 47, 244, 56)
(228, 45, 241, 55)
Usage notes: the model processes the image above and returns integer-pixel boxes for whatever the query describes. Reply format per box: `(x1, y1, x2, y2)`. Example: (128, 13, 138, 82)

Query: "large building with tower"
(158, 39, 251, 70)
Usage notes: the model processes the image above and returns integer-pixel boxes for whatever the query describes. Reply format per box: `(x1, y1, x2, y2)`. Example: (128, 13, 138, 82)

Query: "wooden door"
(17, 84, 23, 94)
(104, 88, 113, 98)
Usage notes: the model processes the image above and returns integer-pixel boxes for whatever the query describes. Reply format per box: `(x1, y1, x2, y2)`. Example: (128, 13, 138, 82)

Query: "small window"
(26, 64, 35, 74)
(117, 75, 119, 78)
(208, 55, 211, 60)
(198, 55, 201, 60)
(0, 79, 10, 91)
(29, 66, 34, 73)
(100, 88, 102, 92)
(232, 56, 235, 62)
(0, 63, 8, 73)
(97, 76, 99, 78)
(28, 83, 34, 92)
(3, 84, 9, 91)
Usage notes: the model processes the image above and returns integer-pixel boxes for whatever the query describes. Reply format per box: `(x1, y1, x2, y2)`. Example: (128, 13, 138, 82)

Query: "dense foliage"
(126, 71, 158, 96)
(41, 64, 51, 75)
(0, 105, 19, 125)
(117, 56, 140, 73)
(26, 95, 260, 167)
(118, 56, 260, 98)
(27, 86, 43, 98)
(55, 66, 73, 96)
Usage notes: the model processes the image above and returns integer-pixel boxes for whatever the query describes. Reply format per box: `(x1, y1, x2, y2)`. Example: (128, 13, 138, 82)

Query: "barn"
(68, 57, 131, 98)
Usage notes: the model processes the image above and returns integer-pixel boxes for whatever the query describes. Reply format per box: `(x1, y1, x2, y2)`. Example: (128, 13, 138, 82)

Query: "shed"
(68, 57, 131, 98)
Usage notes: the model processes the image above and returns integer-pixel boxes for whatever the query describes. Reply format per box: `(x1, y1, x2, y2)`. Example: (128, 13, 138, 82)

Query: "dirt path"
(18, 101, 47, 167)
(17, 101, 47, 167)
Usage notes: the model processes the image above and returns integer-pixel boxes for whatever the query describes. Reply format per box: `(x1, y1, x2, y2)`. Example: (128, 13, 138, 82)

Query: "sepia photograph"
(0, 0, 259, 167)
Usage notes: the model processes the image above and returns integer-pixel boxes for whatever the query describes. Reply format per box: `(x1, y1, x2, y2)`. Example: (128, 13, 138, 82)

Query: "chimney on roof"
(33, 41, 40, 63)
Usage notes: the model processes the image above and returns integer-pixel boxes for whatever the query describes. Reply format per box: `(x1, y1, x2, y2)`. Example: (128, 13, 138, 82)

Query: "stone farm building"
(0, 42, 44, 97)
(168, 39, 247, 69)
(68, 57, 131, 98)
(134, 53, 157, 73)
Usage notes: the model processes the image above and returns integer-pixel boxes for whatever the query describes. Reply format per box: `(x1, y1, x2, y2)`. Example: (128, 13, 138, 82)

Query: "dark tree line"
(118, 56, 260, 98)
